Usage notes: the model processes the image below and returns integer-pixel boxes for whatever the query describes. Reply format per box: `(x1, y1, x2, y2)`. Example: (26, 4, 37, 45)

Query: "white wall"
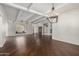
(52, 8, 79, 45)
(7, 21, 33, 36)
(0, 5, 8, 47)
(26, 22, 33, 34)
(33, 23, 42, 34)
(41, 20, 51, 35)
(33, 19, 51, 35)
(15, 22, 33, 35)
(8, 21, 16, 36)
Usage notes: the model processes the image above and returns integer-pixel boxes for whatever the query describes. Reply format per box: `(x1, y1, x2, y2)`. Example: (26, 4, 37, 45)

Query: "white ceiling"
(55, 3, 79, 15)
(3, 5, 19, 22)
(3, 4, 41, 22)
(13, 3, 65, 15)
(16, 10, 41, 22)
(14, 3, 30, 8)
(30, 3, 52, 14)
(2, 3, 79, 23)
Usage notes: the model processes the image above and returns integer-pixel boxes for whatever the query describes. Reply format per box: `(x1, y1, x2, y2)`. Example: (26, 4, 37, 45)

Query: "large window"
(16, 23, 25, 34)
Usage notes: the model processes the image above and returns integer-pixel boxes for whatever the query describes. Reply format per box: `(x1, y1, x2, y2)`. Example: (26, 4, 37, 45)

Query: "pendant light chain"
(52, 3, 54, 11)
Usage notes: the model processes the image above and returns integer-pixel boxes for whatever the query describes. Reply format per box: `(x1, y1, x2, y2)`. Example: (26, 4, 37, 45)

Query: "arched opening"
(16, 23, 26, 34)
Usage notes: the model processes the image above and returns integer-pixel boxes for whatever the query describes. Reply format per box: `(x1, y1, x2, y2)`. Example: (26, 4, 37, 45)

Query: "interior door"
(38, 27, 42, 37)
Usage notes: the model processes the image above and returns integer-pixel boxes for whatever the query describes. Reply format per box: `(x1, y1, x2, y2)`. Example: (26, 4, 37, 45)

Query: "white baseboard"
(53, 38, 79, 46)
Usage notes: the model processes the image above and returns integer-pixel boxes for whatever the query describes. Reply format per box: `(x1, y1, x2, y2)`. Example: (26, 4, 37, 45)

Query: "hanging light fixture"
(47, 3, 58, 23)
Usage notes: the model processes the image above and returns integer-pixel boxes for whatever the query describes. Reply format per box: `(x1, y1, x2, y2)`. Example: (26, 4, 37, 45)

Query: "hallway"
(0, 35, 79, 56)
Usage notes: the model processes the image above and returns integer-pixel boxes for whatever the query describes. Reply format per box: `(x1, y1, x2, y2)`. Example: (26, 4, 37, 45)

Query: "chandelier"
(47, 3, 58, 23)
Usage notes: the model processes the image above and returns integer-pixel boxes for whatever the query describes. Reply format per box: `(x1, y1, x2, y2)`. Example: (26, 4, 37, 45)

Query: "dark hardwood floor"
(0, 34, 79, 56)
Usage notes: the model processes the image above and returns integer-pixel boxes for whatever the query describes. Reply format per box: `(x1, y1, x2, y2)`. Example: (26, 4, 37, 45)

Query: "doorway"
(38, 26, 42, 37)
